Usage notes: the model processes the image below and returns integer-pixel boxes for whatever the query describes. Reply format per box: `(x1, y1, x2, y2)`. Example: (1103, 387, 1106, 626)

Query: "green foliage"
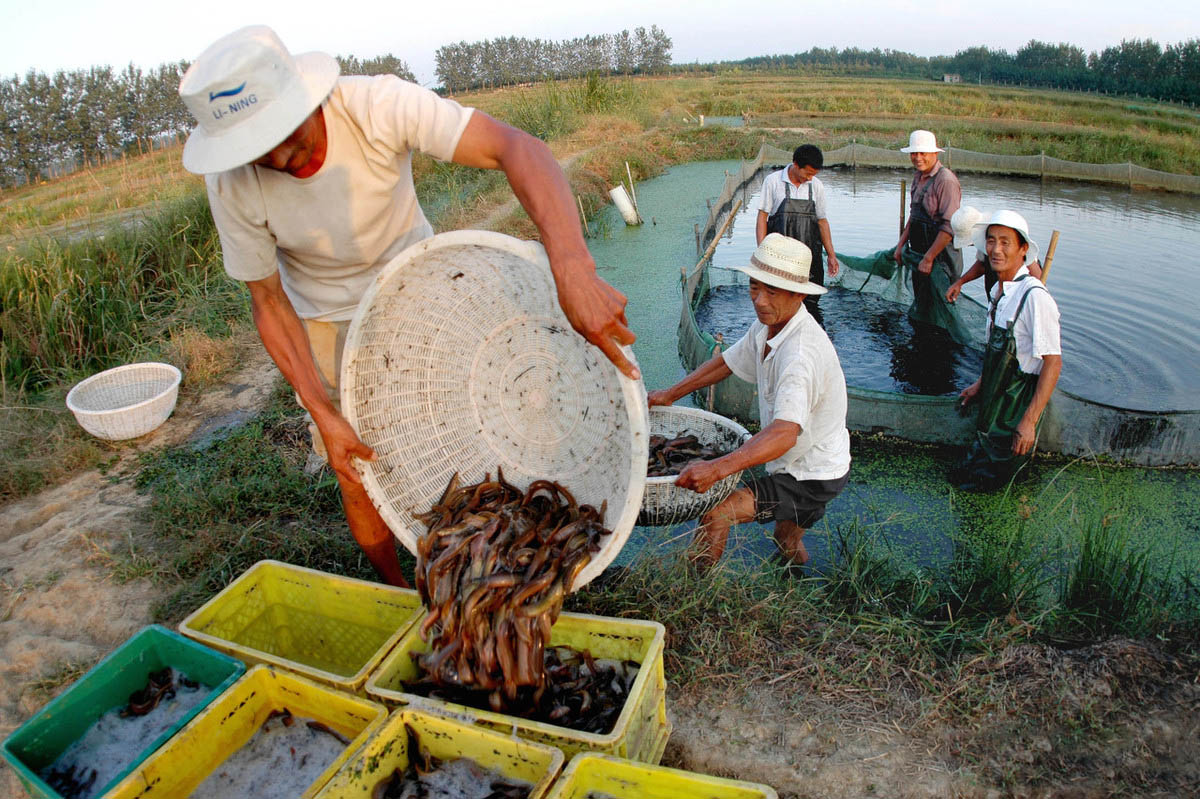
(498, 74, 640, 141)
(0, 189, 243, 391)
(1056, 512, 1153, 640)
(134, 381, 397, 621)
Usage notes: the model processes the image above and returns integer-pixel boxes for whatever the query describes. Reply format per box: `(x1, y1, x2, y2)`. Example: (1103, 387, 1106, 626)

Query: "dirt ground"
(2, 337, 1198, 799)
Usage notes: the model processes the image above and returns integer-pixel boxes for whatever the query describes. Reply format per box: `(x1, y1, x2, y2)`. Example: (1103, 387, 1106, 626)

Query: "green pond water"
(585, 160, 1200, 578)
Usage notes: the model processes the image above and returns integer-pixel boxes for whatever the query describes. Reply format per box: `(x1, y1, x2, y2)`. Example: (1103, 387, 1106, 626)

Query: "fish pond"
(584, 160, 1200, 577)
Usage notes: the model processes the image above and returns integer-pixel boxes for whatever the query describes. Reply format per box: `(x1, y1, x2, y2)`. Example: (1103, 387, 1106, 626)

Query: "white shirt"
(722, 305, 851, 481)
(986, 266, 1062, 375)
(758, 168, 828, 220)
(206, 75, 474, 321)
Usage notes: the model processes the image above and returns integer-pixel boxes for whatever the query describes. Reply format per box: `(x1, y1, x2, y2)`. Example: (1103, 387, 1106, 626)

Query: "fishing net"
(679, 144, 1200, 465)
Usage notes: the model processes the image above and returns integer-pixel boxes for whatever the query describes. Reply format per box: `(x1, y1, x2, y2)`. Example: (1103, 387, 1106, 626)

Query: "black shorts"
(746, 470, 849, 528)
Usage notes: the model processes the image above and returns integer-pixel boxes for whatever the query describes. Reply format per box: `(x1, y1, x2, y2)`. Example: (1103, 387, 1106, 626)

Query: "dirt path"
(0, 343, 278, 798)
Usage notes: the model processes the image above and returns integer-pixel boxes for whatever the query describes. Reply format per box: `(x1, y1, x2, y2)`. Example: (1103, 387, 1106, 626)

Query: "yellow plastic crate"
(365, 611, 670, 763)
(178, 559, 423, 693)
(315, 707, 564, 799)
(106, 665, 387, 799)
(546, 753, 779, 799)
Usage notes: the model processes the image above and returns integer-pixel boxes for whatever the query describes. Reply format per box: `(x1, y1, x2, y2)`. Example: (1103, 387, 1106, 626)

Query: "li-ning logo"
(209, 82, 247, 102)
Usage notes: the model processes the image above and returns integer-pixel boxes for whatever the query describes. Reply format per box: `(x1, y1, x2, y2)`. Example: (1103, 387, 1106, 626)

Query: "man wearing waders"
(892, 131, 962, 325)
(954, 211, 1061, 492)
(756, 145, 840, 326)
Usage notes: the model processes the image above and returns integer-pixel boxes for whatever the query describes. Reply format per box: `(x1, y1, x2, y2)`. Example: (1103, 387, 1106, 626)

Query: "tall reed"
(1, 189, 242, 392)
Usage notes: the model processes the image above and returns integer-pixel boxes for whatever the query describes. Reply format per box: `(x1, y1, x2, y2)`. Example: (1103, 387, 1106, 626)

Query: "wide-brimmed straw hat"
(179, 25, 339, 174)
(729, 233, 827, 296)
(973, 210, 1040, 267)
(900, 129, 944, 154)
(950, 205, 985, 249)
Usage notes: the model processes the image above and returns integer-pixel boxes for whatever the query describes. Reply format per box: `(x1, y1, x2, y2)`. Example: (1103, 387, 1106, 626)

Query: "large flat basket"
(341, 231, 647, 590)
(639, 406, 751, 527)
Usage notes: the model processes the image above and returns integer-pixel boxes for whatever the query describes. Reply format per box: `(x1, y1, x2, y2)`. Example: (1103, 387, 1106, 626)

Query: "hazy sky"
(3, 0, 1197, 87)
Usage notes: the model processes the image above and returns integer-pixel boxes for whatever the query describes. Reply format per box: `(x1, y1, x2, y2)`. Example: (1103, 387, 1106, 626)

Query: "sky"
(2, 0, 1198, 87)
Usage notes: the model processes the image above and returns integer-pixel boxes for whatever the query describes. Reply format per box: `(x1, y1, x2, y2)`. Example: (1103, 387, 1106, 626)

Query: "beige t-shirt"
(206, 75, 474, 321)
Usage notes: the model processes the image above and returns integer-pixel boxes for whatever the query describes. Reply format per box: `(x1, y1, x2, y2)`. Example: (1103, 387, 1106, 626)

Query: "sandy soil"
(2, 337, 1197, 799)
(0, 344, 278, 799)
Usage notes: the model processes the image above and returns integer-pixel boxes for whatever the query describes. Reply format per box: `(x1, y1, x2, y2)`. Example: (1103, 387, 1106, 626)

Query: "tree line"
(720, 38, 1200, 106)
(435, 27, 672, 93)
(0, 55, 415, 189)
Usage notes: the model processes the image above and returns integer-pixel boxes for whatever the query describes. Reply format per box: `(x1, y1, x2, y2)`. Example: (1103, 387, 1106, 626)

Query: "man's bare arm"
(646, 352, 734, 408)
(451, 111, 638, 379)
(245, 274, 373, 485)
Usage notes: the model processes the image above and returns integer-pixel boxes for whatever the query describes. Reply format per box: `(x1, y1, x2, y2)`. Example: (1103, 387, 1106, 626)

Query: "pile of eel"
(371, 723, 530, 799)
(411, 469, 637, 731)
(646, 433, 729, 477)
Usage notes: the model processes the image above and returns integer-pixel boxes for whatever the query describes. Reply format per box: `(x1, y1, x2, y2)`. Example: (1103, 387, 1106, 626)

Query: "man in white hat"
(954, 210, 1061, 491)
(178, 26, 637, 587)
(647, 233, 851, 569)
(945, 205, 1043, 304)
(892, 130, 962, 322)
(755, 143, 840, 326)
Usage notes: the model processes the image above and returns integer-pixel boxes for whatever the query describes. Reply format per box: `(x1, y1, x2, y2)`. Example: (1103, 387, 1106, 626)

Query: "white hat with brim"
(973, 210, 1040, 267)
(900, 129, 944, 154)
(728, 232, 827, 296)
(950, 205, 985, 249)
(179, 25, 339, 175)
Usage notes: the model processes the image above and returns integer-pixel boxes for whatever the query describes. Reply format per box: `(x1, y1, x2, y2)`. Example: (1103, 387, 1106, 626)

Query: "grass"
(0, 145, 201, 239)
(131, 379, 414, 621)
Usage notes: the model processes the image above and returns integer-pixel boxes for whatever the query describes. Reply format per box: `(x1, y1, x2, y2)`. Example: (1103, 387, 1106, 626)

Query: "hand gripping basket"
(639, 406, 751, 527)
(341, 231, 647, 590)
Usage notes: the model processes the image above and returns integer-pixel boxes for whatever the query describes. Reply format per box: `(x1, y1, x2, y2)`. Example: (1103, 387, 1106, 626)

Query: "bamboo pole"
(625, 161, 640, 221)
(687, 198, 743, 281)
(707, 334, 724, 411)
(899, 179, 907, 238)
(1040, 230, 1061, 284)
(577, 195, 589, 236)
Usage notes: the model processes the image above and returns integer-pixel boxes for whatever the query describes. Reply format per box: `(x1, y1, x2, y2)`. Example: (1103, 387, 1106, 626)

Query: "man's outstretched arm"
(452, 111, 638, 380)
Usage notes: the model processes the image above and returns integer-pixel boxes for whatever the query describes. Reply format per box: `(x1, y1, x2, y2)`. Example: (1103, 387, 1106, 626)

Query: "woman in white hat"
(945, 205, 1043, 303)
(892, 130, 963, 322)
(179, 26, 638, 587)
(953, 211, 1061, 491)
(647, 234, 851, 570)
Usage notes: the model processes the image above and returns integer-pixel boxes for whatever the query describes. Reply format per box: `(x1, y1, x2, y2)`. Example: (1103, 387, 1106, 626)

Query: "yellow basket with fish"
(314, 707, 564, 799)
(545, 753, 779, 799)
(639, 405, 752, 527)
(177, 560, 423, 694)
(106, 665, 387, 799)
(364, 611, 670, 764)
(341, 230, 648, 591)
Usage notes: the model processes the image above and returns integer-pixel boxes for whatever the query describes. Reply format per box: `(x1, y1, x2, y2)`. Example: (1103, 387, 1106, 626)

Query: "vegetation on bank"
(124, 386, 1198, 792)
(2, 70, 1198, 794)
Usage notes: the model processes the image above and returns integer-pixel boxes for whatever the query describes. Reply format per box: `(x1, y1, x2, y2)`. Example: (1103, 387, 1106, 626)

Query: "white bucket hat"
(950, 205, 986, 249)
(729, 233, 827, 295)
(973, 210, 1040, 267)
(179, 26, 339, 174)
(900, 129, 944, 154)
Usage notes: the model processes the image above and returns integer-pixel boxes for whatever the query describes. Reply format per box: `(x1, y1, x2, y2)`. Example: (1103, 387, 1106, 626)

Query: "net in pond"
(694, 284, 983, 396)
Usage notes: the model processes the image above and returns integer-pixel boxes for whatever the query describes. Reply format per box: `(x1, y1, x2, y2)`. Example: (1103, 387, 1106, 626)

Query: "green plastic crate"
(315, 707, 564, 798)
(105, 665, 387, 799)
(178, 559, 423, 694)
(546, 753, 779, 799)
(1, 624, 245, 799)
(365, 611, 671, 763)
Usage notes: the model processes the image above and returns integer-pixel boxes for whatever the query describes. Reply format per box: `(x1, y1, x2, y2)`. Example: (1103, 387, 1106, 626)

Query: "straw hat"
(179, 25, 339, 174)
(973, 210, 1040, 267)
(900, 130, 944, 154)
(950, 205, 986, 249)
(730, 233, 827, 295)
